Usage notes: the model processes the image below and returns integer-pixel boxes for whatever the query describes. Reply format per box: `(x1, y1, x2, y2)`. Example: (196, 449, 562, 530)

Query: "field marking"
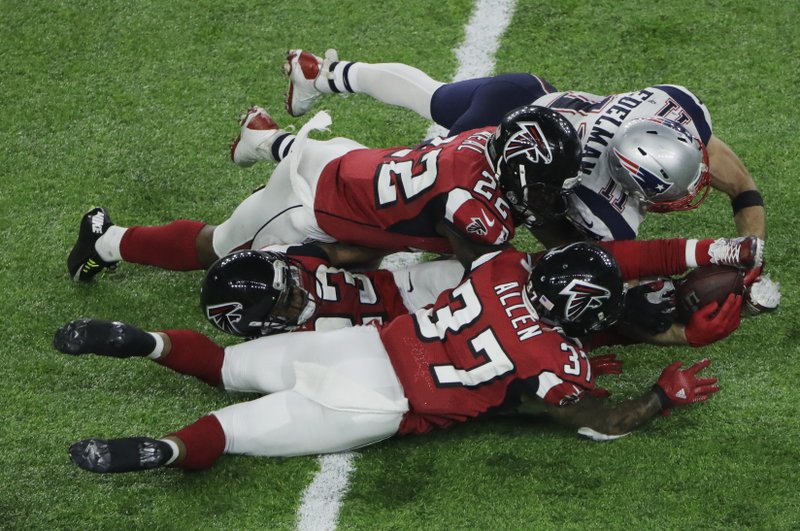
(295, 1, 517, 529)
(296, 453, 357, 531)
(427, 0, 518, 139)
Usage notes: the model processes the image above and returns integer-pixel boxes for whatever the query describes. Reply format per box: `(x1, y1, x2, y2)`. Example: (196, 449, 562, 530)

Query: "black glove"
(620, 278, 676, 335)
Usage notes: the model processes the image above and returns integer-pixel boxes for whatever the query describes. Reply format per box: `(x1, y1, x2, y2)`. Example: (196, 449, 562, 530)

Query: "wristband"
(651, 385, 672, 410)
(731, 190, 764, 214)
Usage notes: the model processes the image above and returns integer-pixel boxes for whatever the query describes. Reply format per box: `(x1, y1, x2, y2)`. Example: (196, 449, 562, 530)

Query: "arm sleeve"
(598, 238, 689, 280)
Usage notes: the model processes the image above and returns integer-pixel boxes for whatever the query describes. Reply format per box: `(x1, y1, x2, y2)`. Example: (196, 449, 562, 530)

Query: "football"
(676, 265, 745, 322)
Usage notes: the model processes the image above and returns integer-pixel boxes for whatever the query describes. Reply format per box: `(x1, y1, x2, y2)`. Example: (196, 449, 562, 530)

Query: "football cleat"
(283, 49, 338, 117)
(69, 437, 172, 473)
(708, 236, 764, 269)
(54, 319, 156, 358)
(67, 207, 117, 282)
(230, 106, 282, 167)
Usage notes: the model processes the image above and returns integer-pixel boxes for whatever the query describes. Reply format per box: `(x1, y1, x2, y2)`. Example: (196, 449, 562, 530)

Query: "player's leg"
(53, 320, 226, 386)
(68, 414, 225, 473)
(66, 326, 407, 473)
(430, 73, 558, 134)
(67, 206, 209, 281)
(230, 106, 296, 168)
(284, 50, 558, 135)
(285, 49, 443, 119)
(68, 387, 405, 473)
(220, 325, 405, 400)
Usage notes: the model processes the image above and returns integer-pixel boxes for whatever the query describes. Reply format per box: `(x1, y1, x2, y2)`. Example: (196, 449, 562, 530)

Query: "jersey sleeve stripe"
(653, 85, 713, 144)
(535, 371, 564, 399)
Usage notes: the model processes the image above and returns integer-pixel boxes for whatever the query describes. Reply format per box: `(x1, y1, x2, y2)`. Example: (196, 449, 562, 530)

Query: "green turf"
(1, 0, 798, 528)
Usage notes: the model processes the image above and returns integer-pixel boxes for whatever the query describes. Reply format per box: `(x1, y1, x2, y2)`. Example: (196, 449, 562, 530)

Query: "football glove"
(743, 273, 781, 315)
(684, 293, 742, 347)
(652, 358, 720, 411)
(619, 278, 676, 335)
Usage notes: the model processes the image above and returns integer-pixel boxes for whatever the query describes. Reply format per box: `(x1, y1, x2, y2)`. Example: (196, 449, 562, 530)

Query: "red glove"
(684, 293, 742, 347)
(743, 265, 763, 287)
(589, 353, 624, 376)
(653, 358, 720, 411)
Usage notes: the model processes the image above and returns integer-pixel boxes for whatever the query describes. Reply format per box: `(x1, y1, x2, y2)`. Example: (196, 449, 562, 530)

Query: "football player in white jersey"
(281, 49, 778, 313)
(282, 50, 765, 245)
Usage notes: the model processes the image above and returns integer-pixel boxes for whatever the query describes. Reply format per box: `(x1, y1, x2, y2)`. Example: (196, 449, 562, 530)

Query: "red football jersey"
(379, 248, 595, 435)
(314, 130, 515, 253)
(286, 248, 409, 331)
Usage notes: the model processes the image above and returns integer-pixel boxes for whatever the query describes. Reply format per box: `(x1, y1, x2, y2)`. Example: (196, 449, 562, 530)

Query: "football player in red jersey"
(279, 50, 780, 314)
(282, 49, 766, 244)
(199, 243, 465, 336)
(66, 105, 582, 284)
(54, 239, 754, 474)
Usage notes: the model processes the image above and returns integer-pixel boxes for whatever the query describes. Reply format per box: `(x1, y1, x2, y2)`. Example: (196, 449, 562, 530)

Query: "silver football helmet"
(606, 117, 711, 212)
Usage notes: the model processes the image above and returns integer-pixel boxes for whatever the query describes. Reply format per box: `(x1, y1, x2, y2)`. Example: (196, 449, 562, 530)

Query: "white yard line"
(295, 2, 517, 529)
(427, 0, 518, 139)
(296, 452, 357, 531)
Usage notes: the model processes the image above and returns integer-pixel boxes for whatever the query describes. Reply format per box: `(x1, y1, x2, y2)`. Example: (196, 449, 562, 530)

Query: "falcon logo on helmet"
(503, 121, 554, 165)
(206, 302, 244, 335)
(612, 148, 674, 197)
(559, 279, 612, 322)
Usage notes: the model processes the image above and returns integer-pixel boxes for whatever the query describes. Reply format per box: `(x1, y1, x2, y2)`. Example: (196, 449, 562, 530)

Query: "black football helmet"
(525, 242, 624, 337)
(486, 105, 582, 228)
(200, 250, 316, 337)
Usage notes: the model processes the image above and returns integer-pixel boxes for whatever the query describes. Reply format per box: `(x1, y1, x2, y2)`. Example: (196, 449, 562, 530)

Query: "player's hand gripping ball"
(675, 265, 744, 323)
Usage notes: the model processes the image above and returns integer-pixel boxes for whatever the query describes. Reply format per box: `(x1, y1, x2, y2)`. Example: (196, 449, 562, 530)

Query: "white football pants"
(211, 325, 408, 457)
(212, 136, 365, 256)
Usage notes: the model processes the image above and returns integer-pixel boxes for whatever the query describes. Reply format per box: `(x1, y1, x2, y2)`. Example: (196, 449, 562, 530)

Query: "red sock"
(169, 415, 226, 470)
(157, 330, 224, 386)
(694, 239, 713, 266)
(120, 220, 205, 270)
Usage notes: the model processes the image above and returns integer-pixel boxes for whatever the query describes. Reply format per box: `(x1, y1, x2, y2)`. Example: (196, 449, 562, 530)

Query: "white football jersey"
(533, 85, 713, 240)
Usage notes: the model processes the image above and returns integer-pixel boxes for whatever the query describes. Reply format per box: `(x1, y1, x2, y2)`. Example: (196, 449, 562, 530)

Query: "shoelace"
(711, 238, 744, 266)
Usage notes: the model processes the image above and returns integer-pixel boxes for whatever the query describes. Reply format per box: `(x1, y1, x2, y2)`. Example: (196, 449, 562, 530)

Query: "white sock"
(145, 332, 165, 360)
(685, 239, 699, 268)
(159, 438, 180, 465)
(349, 62, 444, 120)
(95, 225, 127, 263)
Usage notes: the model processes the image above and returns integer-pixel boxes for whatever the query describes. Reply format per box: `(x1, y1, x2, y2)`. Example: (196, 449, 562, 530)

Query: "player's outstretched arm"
(707, 135, 766, 240)
(524, 359, 719, 439)
(630, 293, 742, 347)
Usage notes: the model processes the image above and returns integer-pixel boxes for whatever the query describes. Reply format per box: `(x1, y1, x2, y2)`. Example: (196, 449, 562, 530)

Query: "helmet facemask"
(489, 105, 582, 228)
(201, 251, 317, 338)
(246, 258, 318, 336)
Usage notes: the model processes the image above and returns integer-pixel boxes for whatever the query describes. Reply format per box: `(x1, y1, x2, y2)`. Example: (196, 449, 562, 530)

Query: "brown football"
(676, 265, 745, 323)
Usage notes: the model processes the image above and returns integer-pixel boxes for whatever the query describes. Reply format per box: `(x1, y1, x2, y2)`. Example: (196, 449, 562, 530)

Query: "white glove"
(743, 274, 781, 315)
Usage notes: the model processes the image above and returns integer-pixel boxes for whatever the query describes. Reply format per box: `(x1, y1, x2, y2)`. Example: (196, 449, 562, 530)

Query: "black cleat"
(53, 319, 156, 358)
(67, 207, 117, 282)
(69, 437, 172, 473)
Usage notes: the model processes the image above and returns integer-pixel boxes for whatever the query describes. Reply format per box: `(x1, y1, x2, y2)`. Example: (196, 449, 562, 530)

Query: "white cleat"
(284, 49, 338, 117)
(708, 236, 764, 269)
(230, 106, 281, 167)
